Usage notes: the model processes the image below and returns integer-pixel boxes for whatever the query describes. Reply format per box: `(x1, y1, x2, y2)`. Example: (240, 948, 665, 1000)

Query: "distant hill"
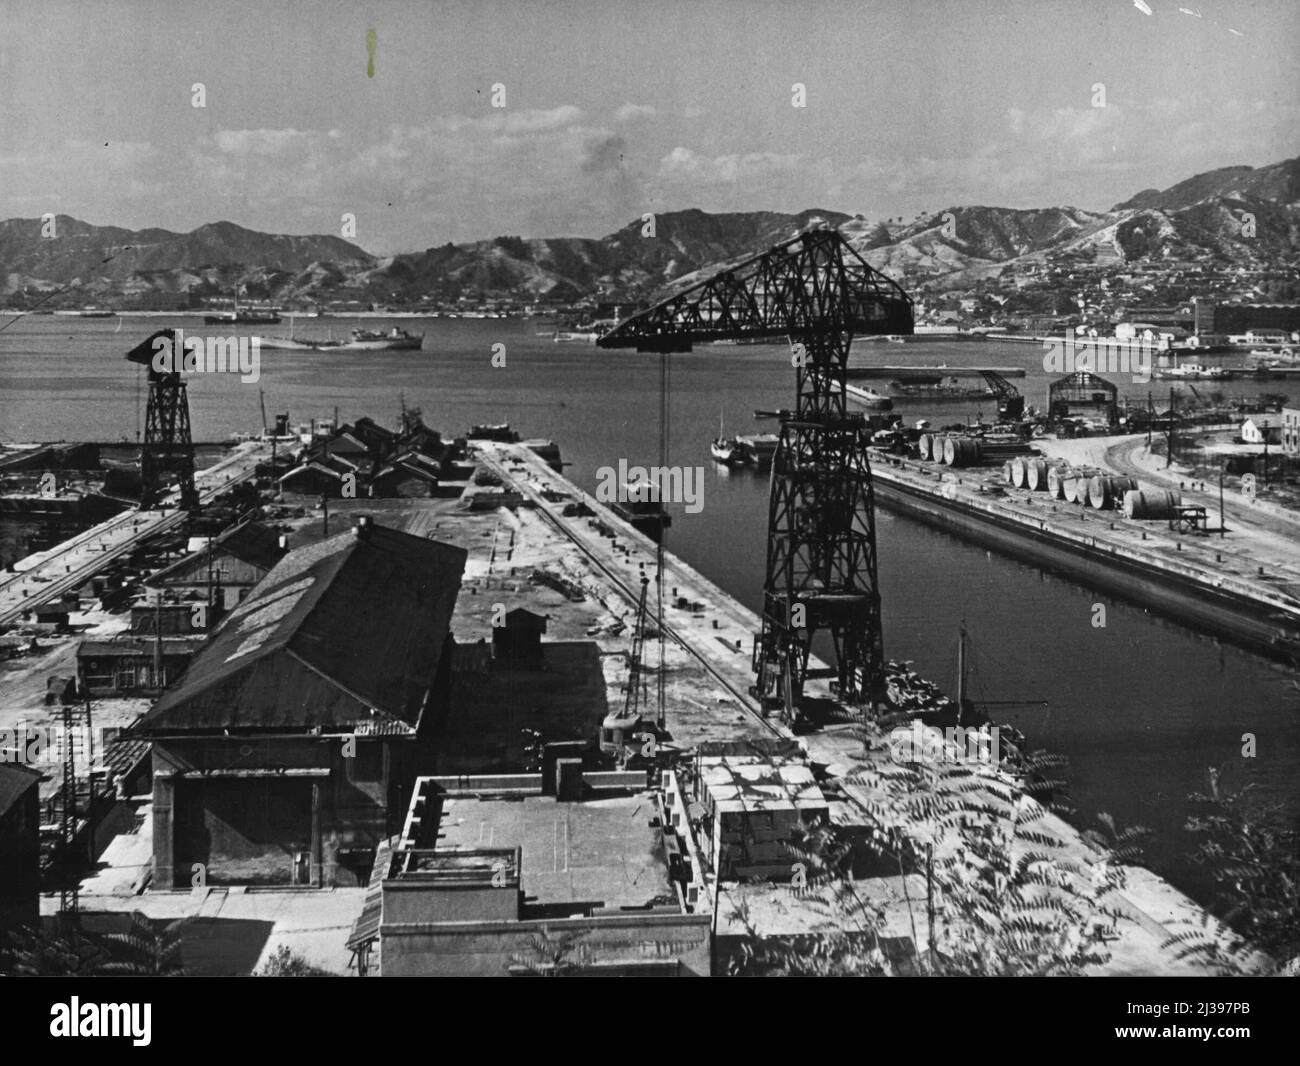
(1, 155, 1296, 306)
(853, 155, 1300, 290)
(0, 216, 373, 300)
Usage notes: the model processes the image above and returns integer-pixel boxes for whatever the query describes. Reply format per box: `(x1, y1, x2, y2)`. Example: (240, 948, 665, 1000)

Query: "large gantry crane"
(597, 224, 914, 718)
(125, 329, 199, 510)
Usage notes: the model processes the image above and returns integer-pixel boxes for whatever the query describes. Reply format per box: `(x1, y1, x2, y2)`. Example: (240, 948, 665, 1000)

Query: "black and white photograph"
(0, 0, 1296, 1036)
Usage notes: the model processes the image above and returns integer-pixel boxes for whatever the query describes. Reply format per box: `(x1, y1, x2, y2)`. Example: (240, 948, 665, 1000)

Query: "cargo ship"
(889, 377, 996, 402)
(255, 327, 423, 352)
(204, 306, 282, 325)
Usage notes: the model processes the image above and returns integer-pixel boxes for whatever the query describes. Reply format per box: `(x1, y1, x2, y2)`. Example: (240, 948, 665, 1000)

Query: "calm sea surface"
(2, 314, 1296, 901)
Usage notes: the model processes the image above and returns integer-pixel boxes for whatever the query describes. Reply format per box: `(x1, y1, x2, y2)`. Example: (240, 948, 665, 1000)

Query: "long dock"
(473, 440, 1231, 974)
(0, 442, 271, 625)
(868, 440, 1300, 659)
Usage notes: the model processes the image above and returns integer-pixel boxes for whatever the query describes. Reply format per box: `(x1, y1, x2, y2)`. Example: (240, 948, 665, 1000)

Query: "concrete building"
(437, 628, 607, 775)
(131, 519, 467, 888)
(0, 763, 42, 935)
(1212, 303, 1300, 336)
(347, 775, 711, 976)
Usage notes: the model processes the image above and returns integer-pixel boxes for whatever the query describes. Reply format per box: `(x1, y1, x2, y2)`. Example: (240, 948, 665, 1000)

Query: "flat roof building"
(348, 775, 710, 976)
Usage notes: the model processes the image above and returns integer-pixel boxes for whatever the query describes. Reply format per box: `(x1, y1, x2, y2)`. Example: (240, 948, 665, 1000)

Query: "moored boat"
(710, 410, 742, 464)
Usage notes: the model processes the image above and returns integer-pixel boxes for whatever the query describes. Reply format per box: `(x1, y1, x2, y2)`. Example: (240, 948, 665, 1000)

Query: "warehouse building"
(131, 518, 466, 888)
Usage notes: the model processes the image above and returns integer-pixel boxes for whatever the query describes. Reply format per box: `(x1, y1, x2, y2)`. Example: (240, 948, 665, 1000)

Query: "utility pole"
(1219, 466, 1226, 538)
(59, 696, 80, 921)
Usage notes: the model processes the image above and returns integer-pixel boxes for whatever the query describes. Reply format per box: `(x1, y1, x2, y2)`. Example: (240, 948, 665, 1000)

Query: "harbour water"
(2, 314, 1296, 901)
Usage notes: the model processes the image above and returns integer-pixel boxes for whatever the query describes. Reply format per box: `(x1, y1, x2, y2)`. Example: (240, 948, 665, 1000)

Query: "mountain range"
(2, 155, 1296, 307)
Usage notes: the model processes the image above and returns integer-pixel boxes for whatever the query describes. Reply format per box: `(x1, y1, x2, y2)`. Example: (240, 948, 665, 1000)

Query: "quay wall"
(869, 454, 1299, 660)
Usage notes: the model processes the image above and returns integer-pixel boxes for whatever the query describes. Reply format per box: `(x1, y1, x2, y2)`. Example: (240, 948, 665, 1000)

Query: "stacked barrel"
(1046, 465, 1100, 503)
(918, 434, 1034, 469)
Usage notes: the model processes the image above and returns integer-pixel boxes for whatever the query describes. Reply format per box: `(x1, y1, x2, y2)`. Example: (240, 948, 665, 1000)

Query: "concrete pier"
(472, 440, 1234, 974)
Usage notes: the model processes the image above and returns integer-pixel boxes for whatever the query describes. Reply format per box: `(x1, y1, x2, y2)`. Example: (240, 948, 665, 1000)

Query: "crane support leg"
(753, 331, 885, 716)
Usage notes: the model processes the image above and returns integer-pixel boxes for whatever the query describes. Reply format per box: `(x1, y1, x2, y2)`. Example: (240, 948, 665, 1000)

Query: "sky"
(0, 0, 1296, 255)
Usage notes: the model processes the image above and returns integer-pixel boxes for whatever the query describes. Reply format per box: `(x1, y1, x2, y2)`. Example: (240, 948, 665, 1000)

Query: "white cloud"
(658, 146, 803, 184)
(615, 103, 657, 122)
(212, 128, 317, 156)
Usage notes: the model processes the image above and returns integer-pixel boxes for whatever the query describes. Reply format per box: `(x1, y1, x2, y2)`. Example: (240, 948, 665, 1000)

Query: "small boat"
(711, 410, 742, 464)
(1154, 362, 1228, 380)
(54, 307, 116, 317)
(846, 384, 895, 412)
(735, 433, 779, 468)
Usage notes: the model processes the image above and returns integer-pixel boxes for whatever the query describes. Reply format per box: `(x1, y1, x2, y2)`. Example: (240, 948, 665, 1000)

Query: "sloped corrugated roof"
(0, 763, 42, 817)
(146, 521, 285, 587)
(133, 524, 465, 735)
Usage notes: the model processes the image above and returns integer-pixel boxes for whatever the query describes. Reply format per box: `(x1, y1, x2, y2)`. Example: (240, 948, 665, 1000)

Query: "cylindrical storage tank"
(1002, 460, 1014, 484)
(1026, 459, 1054, 492)
(946, 438, 982, 467)
(1123, 489, 1181, 519)
(1010, 457, 1028, 488)
(1047, 466, 1067, 499)
(1088, 475, 1140, 510)
(918, 434, 933, 461)
(1062, 476, 1081, 504)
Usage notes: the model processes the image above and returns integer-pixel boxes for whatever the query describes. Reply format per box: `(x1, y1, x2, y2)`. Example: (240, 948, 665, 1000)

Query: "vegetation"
(5, 922, 107, 975)
(1163, 767, 1300, 976)
(5, 911, 189, 975)
(729, 738, 1134, 977)
(96, 911, 190, 975)
(507, 926, 592, 976)
(255, 945, 334, 977)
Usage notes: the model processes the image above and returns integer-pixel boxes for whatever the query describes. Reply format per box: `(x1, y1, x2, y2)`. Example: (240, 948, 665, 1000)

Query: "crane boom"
(598, 227, 913, 352)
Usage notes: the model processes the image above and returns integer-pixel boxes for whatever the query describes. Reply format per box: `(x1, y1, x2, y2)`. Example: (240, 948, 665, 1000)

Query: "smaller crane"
(979, 370, 1025, 421)
(599, 578, 652, 762)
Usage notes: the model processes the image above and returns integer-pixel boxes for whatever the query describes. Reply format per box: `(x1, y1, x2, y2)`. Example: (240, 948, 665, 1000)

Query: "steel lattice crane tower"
(125, 330, 199, 510)
(598, 225, 914, 717)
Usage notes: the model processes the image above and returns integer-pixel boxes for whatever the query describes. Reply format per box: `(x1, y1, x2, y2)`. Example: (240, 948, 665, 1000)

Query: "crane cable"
(658, 347, 669, 730)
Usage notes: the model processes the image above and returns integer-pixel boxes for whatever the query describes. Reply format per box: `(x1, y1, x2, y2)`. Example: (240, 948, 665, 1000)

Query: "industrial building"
(76, 635, 206, 698)
(130, 518, 467, 888)
(146, 519, 287, 609)
(347, 774, 711, 976)
(1047, 371, 1119, 428)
